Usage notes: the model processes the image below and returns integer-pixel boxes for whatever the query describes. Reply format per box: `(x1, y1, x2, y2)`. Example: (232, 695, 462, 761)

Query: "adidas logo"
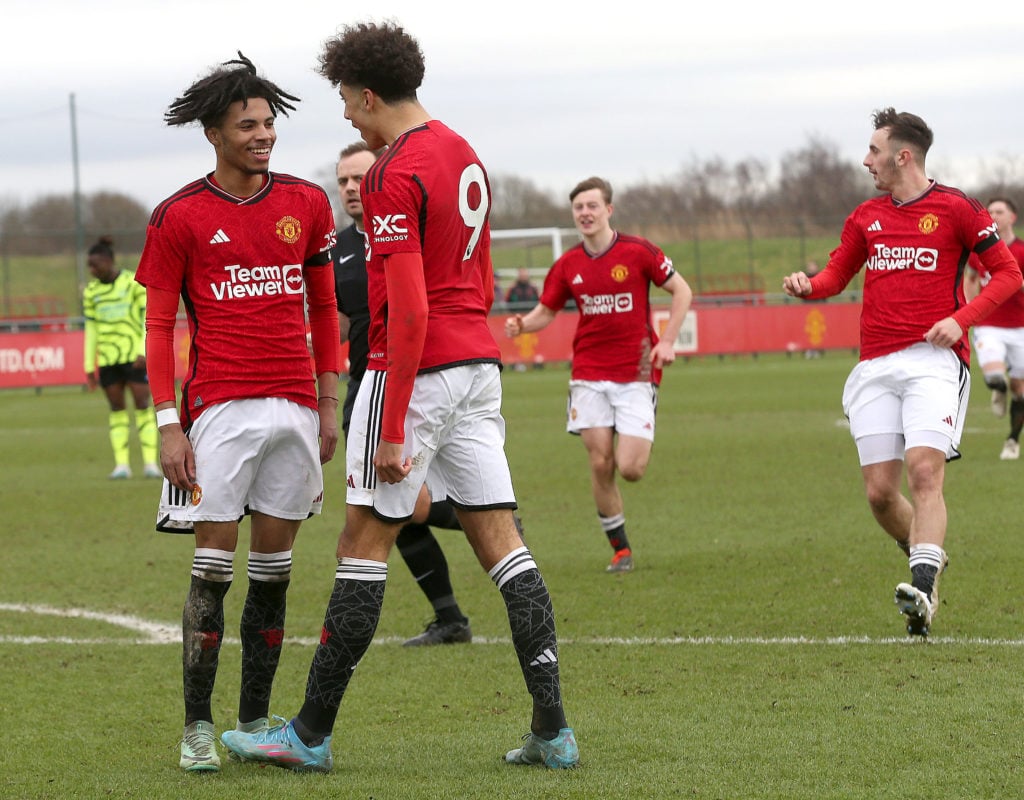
(571, 274, 583, 285)
(942, 415, 953, 427)
(209, 229, 231, 244)
(528, 647, 558, 667)
(868, 220, 882, 232)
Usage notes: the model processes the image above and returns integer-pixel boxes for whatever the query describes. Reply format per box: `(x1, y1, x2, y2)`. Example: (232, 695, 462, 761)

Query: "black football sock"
(396, 523, 466, 624)
(237, 561, 290, 724)
(1009, 397, 1024, 441)
(425, 500, 463, 531)
(182, 572, 231, 725)
(908, 544, 946, 598)
(600, 512, 630, 552)
(985, 374, 1008, 394)
(297, 559, 387, 743)
(491, 548, 567, 740)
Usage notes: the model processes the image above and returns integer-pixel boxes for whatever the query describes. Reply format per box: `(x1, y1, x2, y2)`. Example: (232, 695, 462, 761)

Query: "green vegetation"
(2, 355, 1021, 798)
(2, 232, 855, 323)
(1, 253, 87, 319)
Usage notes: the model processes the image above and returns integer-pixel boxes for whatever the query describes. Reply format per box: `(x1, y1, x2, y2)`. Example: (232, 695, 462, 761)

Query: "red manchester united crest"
(276, 216, 301, 244)
(918, 213, 939, 235)
(611, 264, 629, 282)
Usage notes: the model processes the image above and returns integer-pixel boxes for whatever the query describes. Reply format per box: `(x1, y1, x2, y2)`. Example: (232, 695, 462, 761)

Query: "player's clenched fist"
(505, 314, 524, 337)
(782, 272, 813, 297)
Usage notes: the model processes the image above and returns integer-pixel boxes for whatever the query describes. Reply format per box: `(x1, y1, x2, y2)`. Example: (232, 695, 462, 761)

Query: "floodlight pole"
(70, 92, 85, 314)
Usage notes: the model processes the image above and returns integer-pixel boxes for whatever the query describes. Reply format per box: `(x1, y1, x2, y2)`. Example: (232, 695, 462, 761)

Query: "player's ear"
(204, 126, 221, 147)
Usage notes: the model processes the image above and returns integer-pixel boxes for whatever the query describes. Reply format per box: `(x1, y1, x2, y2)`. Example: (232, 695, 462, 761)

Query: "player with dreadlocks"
(134, 52, 340, 772)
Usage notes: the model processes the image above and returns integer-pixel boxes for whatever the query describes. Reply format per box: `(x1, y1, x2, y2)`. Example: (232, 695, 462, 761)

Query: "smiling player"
(505, 176, 692, 574)
(135, 52, 340, 772)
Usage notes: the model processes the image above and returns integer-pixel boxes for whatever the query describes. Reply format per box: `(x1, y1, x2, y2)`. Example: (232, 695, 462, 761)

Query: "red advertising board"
(495, 301, 861, 365)
(1, 302, 862, 390)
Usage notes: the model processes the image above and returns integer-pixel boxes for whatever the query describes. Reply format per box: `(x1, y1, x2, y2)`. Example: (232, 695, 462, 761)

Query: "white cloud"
(2, 1, 1023, 209)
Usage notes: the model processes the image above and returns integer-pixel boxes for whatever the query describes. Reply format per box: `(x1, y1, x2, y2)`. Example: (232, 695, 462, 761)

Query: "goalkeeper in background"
(82, 235, 160, 480)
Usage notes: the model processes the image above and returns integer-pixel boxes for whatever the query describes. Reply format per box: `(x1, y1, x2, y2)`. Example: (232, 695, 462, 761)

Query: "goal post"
(489, 227, 578, 281)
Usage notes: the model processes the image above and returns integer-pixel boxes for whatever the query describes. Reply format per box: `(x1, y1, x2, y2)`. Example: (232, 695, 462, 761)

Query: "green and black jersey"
(83, 269, 147, 371)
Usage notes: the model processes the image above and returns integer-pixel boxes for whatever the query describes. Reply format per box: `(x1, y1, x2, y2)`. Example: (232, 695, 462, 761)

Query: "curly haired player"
(221, 22, 577, 771)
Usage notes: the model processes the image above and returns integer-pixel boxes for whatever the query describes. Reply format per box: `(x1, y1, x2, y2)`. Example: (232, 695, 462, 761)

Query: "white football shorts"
(346, 364, 516, 522)
(566, 380, 657, 441)
(842, 342, 970, 465)
(972, 325, 1024, 378)
(156, 397, 324, 532)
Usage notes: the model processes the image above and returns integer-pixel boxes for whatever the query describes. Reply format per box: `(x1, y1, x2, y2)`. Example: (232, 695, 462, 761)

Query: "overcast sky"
(3, 1, 1024, 214)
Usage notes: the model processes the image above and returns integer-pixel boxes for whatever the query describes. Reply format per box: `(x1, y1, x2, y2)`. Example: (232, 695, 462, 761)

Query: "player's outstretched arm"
(505, 303, 557, 337)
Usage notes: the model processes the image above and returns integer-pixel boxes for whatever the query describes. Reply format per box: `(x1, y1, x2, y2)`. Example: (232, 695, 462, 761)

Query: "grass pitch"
(2, 352, 1022, 799)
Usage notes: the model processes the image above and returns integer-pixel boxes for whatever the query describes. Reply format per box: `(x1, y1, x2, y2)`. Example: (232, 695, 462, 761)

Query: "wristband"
(318, 396, 339, 402)
(156, 408, 180, 428)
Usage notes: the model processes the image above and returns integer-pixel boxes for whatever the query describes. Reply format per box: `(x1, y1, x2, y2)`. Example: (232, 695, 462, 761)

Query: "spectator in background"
(783, 108, 1021, 638)
(505, 267, 540, 310)
(334, 140, 473, 647)
(505, 176, 692, 574)
(963, 196, 1024, 460)
(82, 235, 160, 480)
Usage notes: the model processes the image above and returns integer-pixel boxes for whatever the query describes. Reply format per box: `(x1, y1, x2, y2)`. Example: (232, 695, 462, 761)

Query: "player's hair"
(164, 51, 299, 129)
(87, 235, 114, 260)
(318, 21, 425, 102)
(337, 141, 386, 168)
(872, 107, 933, 159)
(339, 141, 372, 160)
(987, 196, 1018, 216)
(570, 176, 613, 204)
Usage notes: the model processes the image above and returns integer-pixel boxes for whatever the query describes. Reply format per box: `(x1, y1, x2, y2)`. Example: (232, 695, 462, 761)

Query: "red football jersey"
(810, 182, 1018, 365)
(967, 238, 1024, 328)
(540, 233, 676, 384)
(361, 120, 500, 372)
(136, 173, 337, 427)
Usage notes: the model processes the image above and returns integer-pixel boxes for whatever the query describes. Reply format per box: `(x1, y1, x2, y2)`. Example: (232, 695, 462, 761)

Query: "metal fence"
(0, 216, 853, 330)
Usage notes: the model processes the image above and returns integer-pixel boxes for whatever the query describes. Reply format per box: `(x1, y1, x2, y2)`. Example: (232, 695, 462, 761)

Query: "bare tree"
(771, 134, 873, 231)
(0, 195, 77, 255)
(85, 192, 150, 252)
(971, 155, 1024, 207)
(489, 174, 562, 228)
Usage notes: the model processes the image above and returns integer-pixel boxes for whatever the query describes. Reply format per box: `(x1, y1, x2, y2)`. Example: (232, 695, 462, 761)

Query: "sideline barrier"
(497, 301, 861, 366)
(0, 302, 861, 390)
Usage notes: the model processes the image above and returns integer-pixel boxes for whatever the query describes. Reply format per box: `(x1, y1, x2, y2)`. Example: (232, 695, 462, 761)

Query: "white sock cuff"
(335, 557, 388, 582)
(247, 550, 293, 582)
(488, 546, 538, 589)
(192, 548, 234, 582)
(908, 543, 946, 570)
(599, 513, 625, 532)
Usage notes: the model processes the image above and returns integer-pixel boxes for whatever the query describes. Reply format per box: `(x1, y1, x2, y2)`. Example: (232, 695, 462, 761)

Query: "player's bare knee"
(619, 463, 647, 482)
(864, 483, 900, 514)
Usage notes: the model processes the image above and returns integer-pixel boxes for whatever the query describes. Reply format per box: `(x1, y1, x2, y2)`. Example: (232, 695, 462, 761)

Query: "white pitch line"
(2, 603, 1023, 647)
(0, 602, 179, 643)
